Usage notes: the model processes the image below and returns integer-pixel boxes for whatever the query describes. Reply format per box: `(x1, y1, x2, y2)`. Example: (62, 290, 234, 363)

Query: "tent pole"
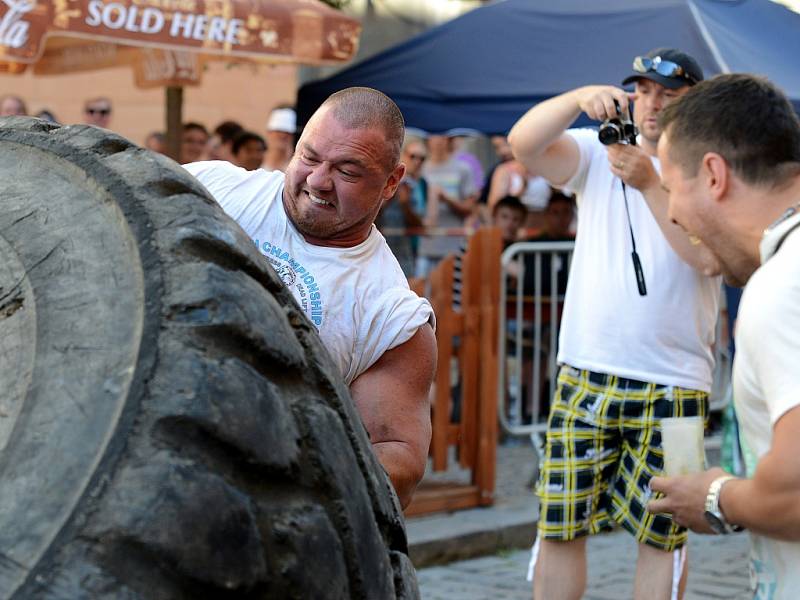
(166, 85, 183, 161)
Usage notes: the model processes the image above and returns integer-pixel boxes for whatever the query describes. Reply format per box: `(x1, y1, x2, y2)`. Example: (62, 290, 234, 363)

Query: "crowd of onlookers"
(376, 131, 576, 278)
(0, 93, 295, 174)
(1, 91, 574, 281)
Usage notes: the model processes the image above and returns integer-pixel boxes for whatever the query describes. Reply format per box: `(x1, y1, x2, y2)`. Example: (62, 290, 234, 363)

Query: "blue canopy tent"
(297, 0, 800, 134)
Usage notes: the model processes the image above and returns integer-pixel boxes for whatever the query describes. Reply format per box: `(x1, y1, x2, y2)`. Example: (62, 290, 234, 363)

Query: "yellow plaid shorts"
(536, 365, 708, 552)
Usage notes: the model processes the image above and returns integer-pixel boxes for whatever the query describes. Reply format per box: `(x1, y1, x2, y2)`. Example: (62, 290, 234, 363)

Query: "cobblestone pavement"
(417, 529, 751, 600)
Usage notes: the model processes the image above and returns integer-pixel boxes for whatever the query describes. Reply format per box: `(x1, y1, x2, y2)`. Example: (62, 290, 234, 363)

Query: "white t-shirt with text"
(184, 161, 434, 385)
(734, 221, 800, 599)
(555, 129, 721, 391)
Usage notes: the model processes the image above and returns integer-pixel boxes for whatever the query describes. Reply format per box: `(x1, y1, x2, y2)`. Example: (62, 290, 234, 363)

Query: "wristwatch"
(704, 475, 743, 534)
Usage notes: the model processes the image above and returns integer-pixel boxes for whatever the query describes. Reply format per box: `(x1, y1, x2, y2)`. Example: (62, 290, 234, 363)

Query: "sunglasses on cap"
(85, 107, 111, 116)
(632, 56, 698, 84)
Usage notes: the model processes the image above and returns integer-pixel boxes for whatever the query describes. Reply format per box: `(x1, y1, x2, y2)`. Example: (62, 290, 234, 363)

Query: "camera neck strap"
(621, 180, 648, 296)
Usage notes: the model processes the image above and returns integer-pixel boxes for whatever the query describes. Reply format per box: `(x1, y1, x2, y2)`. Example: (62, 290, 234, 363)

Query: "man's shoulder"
(183, 159, 242, 181)
(740, 239, 800, 340)
(558, 128, 608, 194)
(348, 231, 411, 286)
(565, 127, 601, 147)
(184, 161, 285, 187)
(184, 161, 284, 207)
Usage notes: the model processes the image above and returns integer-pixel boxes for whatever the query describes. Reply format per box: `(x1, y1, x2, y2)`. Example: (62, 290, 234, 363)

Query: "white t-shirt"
(554, 129, 721, 391)
(183, 161, 435, 385)
(734, 219, 800, 599)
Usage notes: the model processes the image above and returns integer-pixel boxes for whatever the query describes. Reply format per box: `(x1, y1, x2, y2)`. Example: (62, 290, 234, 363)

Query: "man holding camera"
(509, 48, 721, 600)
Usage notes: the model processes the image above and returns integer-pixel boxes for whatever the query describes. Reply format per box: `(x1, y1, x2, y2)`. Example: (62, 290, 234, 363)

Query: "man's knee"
(531, 538, 589, 600)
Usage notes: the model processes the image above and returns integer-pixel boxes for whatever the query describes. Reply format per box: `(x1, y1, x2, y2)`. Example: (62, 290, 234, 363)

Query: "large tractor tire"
(0, 117, 419, 599)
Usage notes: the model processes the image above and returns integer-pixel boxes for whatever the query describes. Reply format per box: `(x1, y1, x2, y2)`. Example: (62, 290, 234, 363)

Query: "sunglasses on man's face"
(407, 153, 427, 162)
(86, 107, 111, 116)
(633, 56, 697, 84)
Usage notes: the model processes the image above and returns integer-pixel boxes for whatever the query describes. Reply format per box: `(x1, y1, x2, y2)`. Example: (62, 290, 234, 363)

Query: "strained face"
(283, 107, 402, 247)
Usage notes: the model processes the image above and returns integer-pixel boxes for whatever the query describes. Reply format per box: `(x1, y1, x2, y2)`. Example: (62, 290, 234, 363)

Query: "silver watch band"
(706, 475, 742, 533)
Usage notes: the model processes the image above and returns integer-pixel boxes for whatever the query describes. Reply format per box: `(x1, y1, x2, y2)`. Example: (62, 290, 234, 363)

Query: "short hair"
(213, 120, 244, 143)
(232, 131, 267, 155)
(492, 195, 527, 218)
(659, 74, 800, 187)
(319, 87, 405, 169)
(182, 122, 209, 137)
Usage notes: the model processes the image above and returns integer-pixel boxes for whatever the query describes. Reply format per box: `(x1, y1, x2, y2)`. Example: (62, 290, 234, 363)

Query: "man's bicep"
(520, 134, 581, 188)
(758, 406, 800, 492)
(349, 324, 436, 444)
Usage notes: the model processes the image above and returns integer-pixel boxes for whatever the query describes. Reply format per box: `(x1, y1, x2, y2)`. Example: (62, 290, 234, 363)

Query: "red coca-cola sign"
(0, 0, 361, 64)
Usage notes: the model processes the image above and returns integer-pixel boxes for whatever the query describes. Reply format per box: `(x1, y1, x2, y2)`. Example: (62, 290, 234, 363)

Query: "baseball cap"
(266, 107, 296, 133)
(622, 47, 704, 90)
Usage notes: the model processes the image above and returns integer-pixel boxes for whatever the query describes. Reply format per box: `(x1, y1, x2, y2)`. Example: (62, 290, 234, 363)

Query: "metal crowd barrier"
(498, 241, 732, 455)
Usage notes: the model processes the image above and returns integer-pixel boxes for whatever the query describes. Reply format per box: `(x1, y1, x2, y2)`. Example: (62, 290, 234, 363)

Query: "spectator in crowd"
(180, 122, 209, 164)
(417, 134, 478, 276)
(452, 133, 485, 191)
(232, 131, 267, 171)
(83, 97, 112, 128)
(35, 109, 59, 123)
(263, 105, 296, 171)
(479, 134, 515, 205)
(144, 131, 166, 154)
(207, 120, 244, 162)
(522, 191, 576, 298)
(530, 191, 576, 242)
(647, 73, 800, 600)
(487, 160, 552, 230)
(492, 195, 527, 249)
(183, 87, 436, 508)
(376, 135, 427, 276)
(509, 47, 721, 600)
(0, 95, 27, 116)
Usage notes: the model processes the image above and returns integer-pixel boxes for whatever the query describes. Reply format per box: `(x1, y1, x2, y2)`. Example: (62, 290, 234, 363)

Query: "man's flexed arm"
(508, 85, 633, 186)
(349, 324, 436, 509)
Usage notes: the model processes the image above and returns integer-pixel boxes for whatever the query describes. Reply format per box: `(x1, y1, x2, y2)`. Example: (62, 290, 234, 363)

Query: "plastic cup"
(660, 416, 706, 476)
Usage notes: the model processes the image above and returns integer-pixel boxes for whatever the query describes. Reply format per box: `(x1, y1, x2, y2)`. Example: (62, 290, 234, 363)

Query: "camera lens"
(598, 123, 622, 146)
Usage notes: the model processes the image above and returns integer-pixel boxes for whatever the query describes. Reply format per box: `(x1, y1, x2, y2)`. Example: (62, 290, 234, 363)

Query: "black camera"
(598, 101, 637, 146)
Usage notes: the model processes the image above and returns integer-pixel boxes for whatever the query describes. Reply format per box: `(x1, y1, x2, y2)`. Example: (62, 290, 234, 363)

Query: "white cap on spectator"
(266, 108, 296, 133)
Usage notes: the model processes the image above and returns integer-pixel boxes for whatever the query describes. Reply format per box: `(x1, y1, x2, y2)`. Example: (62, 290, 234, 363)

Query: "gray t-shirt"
(419, 157, 476, 258)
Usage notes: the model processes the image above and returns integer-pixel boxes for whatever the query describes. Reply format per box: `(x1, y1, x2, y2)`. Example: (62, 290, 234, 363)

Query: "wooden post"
(165, 85, 183, 161)
(428, 256, 455, 472)
(458, 233, 482, 470)
(475, 227, 502, 505)
(404, 228, 503, 516)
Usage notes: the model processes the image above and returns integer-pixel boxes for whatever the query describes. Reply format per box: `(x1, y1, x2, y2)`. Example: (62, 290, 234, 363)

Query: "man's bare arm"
(349, 324, 436, 508)
(719, 406, 800, 540)
(438, 189, 477, 218)
(508, 85, 632, 186)
(649, 406, 800, 538)
(607, 144, 721, 276)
